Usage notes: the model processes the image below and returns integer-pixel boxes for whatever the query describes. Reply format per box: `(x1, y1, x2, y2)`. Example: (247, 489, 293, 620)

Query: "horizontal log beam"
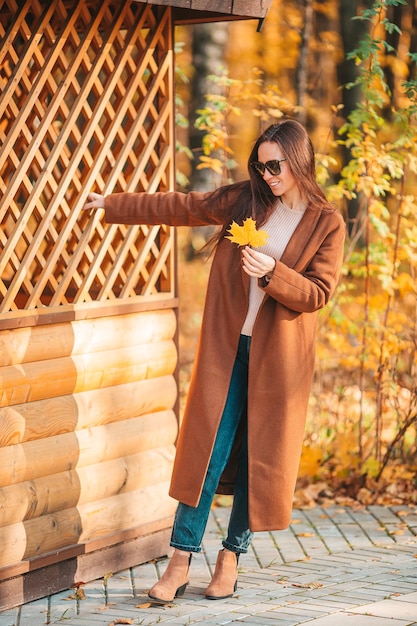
(0, 446, 175, 526)
(0, 340, 177, 407)
(0, 410, 178, 487)
(0, 375, 177, 446)
(0, 309, 176, 367)
(0, 297, 179, 332)
(0, 482, 177, 568)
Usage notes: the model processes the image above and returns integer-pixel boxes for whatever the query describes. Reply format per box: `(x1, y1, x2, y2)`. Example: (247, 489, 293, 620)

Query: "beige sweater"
(241, 203, 306, 336)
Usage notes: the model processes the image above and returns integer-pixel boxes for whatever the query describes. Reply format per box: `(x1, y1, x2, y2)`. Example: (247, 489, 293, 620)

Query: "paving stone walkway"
(1, 504, 416, 626)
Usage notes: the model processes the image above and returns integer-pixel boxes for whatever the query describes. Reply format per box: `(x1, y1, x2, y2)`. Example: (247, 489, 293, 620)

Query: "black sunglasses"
(251, 159, 287, 176)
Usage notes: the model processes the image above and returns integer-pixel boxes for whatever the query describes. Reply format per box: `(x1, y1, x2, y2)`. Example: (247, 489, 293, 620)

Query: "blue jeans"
(170, 335, 254, 554)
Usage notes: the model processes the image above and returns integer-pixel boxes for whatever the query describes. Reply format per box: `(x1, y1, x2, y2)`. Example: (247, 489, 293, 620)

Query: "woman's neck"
(278, 194, 307, 212)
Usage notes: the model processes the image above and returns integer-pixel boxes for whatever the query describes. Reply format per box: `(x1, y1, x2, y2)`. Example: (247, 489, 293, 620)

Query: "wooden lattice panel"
(0, 0, 176, 323)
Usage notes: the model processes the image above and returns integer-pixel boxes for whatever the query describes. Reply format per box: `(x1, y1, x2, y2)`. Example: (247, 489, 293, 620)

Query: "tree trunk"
(337, 0, 373, 124)
(385, 2, 416, 110)
(189, 22, 229, 192)
(185, 23, 229, 258)
(296, 0, 314, 127)
(337, 0, 373, 231)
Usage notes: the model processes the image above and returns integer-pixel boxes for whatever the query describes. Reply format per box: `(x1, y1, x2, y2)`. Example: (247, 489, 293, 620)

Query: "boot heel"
(175, 582, 188, 597)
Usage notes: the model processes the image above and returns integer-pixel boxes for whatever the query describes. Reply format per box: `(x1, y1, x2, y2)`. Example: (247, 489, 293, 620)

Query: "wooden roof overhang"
(134, 0, 273, 29)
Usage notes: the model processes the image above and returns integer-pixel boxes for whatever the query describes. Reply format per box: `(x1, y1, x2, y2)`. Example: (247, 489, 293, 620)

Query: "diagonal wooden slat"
(22, 2, 134, 307)
(0, 0, 176, 320)
(50, 26, 173, 304)
(142, 236, 174, 296)
(0, 2, 81, 179)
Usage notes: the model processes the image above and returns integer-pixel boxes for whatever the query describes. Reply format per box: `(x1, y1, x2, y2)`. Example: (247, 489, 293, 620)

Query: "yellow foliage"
(332, 431, 360, 475)
(382, 464, 416, 483)
(226, 218, 269, 248)
(298, 444, 323, 478)
(196, 156, 224, 175)
(393, 272, 416, 296)
(361, 456, 380, 478)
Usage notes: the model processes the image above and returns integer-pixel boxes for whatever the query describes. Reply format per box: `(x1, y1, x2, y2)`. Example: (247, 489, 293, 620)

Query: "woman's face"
(256, 141, 299, 202)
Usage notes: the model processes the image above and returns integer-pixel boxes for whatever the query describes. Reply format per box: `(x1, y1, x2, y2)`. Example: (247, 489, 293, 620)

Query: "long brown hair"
(209, 119, 331, 245)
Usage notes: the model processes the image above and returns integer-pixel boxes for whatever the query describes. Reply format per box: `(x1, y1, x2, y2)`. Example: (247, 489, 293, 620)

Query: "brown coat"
(105, 187, 345, 531)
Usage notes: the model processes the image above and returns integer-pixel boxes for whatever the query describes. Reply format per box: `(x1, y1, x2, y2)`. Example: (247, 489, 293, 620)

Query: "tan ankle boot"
(148, 551, 192, 602)
(205, 549, 239, 600)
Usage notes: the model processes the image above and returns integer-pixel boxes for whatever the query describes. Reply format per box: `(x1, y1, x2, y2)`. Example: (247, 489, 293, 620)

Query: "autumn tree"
(313, 0, 417, 496)
(174, 0, 417, 501)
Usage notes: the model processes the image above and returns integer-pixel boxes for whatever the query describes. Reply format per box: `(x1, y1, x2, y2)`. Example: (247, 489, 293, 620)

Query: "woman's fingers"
(82, 192, 105, 211)
(241, 247, 275, 277)
(242, 247, 264, 276)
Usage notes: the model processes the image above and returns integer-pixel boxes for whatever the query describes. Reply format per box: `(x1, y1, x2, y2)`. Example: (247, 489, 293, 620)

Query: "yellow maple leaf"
(226, 217, 269, 247)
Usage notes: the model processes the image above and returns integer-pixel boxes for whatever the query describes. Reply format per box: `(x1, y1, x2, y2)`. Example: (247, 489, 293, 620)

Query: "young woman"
(83, 119, 345, 603)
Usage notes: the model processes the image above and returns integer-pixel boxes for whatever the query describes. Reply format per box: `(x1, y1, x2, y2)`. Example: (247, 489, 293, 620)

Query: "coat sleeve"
(104, 190, 227, 227)
(262, 211, 346, 313)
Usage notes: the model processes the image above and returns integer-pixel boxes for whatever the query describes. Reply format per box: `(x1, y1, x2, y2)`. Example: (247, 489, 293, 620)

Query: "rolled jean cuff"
(222, 540, 249, 554)
(170, 541, 202, 554)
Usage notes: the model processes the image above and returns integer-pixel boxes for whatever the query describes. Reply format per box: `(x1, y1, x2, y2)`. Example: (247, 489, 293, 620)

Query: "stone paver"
(1, 505, 416, 626)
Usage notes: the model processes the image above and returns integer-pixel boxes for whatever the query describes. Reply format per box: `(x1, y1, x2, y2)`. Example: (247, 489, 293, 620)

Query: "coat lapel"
(280, 205, 321, 269)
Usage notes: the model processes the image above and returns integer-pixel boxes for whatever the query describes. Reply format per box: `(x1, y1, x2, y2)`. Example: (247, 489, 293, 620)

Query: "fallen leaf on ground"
(109, 620, 134, 626)
(212, 495, 233, 508)
(292, 581, 323, 589)
(136, 600, 175, 608)
(296, 532, 315, 537)
(64, 585, 86, 601)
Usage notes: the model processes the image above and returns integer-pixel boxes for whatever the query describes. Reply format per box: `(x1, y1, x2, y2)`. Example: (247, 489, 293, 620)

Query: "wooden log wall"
(0, 310, 179, 605)
(0, 0, 180, 609)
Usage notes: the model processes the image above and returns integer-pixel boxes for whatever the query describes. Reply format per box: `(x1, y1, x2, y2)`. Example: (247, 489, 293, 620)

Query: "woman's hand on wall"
(82, 192, 105, 211)
(241, 246, 276, 279)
